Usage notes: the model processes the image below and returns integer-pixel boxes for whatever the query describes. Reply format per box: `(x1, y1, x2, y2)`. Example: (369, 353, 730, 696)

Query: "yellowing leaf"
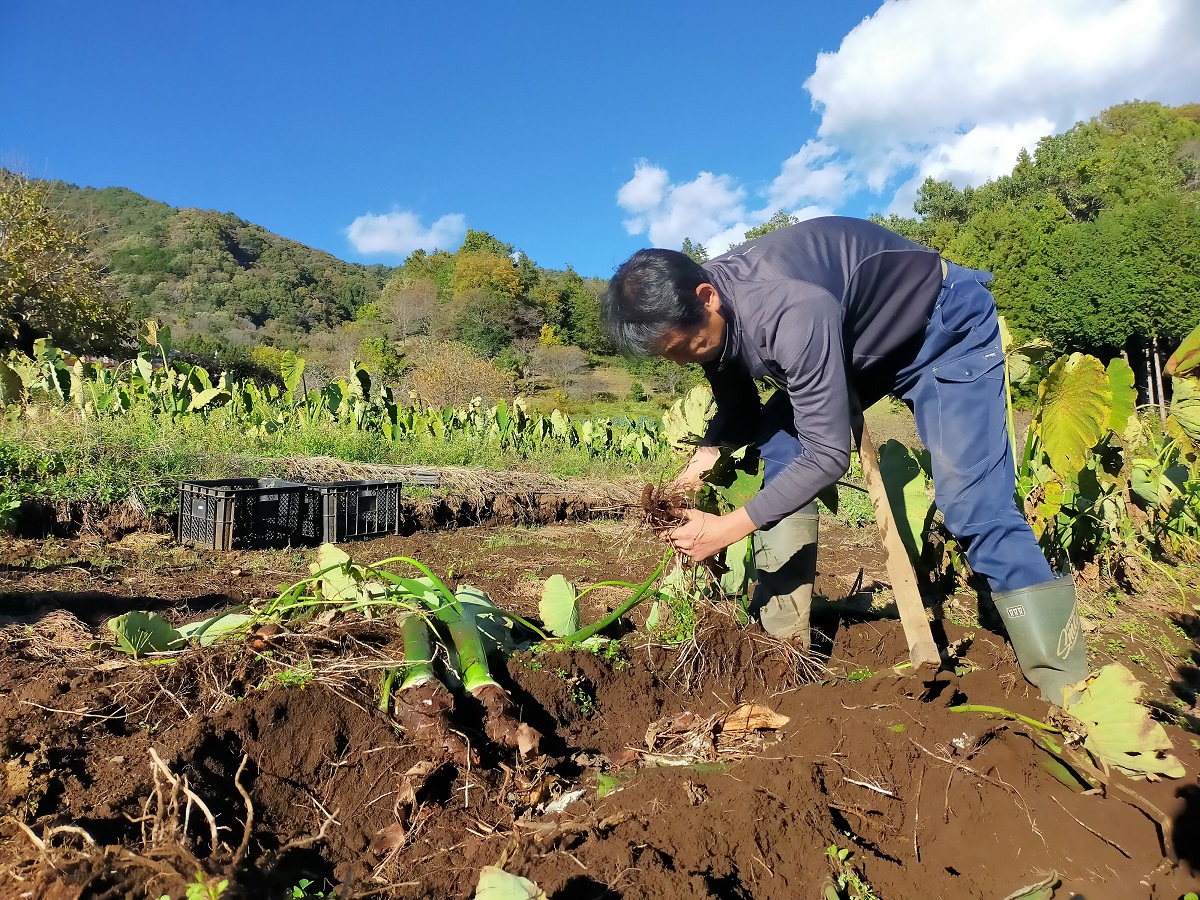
(539, 574, 579, 638)
(877, 440, 933, 565)
(1164, 321, 1200, 377)
(1065, 664, 1185, 780)
(474, 866, 547, 900)
(1170, 375, 1200, 442)
(662, 383, 715, 449)
(1105, 357, 1136, 437)
(1035, 353, 1111, 477)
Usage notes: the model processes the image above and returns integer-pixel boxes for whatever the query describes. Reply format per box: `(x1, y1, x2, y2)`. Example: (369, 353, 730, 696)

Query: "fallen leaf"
(717, 704, 789, 735)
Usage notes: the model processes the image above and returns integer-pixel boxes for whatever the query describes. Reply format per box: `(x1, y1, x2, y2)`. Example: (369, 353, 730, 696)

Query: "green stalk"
(437, 588, 499, 692)
(561, 549, 673, 645)
(949, 704, 1060, 733)
(399, 614, 437, 690)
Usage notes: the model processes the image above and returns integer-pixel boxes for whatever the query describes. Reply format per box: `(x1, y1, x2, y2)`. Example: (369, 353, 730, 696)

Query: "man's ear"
(696, 283, 721, 314)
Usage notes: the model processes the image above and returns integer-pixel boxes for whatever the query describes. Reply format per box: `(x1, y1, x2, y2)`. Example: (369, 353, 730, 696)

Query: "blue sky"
(3, 1, 1197, 277)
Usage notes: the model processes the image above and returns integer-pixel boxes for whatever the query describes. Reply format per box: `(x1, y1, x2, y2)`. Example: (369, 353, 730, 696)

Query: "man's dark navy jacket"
(699, 216, 943, 529)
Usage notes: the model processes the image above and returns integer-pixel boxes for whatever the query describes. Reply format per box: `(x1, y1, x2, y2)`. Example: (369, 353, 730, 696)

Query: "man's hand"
(667, 507, 756, 562)
(672, 445, 720, 493)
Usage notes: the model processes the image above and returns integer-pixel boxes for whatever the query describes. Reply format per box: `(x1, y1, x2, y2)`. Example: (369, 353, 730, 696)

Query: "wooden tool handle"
(854, 418, 940, 668)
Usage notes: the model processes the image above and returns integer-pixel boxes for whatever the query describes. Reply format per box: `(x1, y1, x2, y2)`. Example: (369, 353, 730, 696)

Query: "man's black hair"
(600, 249, 710, 356)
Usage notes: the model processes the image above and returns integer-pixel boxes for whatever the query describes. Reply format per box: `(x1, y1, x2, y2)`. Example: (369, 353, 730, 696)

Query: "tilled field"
(1, 521, 1198, 899)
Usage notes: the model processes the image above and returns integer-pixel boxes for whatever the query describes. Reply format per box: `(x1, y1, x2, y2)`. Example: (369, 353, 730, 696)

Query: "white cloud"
(347, 210, 467, 256)
(803, 0, 1200, 212)
(618, 0, 1200, 234)
(768, 140, 852, 208)
(616, 160, 668, 213)
(617, 168, 747, 250)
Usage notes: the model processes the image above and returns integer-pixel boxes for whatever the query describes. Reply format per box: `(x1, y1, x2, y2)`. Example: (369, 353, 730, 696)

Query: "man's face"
(656, 283, 725, 365)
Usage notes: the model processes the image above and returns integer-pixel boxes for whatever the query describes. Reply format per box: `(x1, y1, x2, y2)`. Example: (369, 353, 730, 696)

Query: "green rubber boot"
(749, 505, 819, 649)
(991, 577, 1089, 706)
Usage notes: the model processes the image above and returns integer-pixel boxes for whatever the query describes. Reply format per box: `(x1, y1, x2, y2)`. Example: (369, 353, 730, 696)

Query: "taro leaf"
(877, 440, 933, 565)
(1130, 456, 1188, 510)
(1035, 353, 1111, 477)
(457, 585, 517, 655)
(312, 543, 359, 602)
(0, 358, 25, 407)
(1064, 663, 1185, 780)
(703, 445, 762, 509)
(281, 351, 305, 395)
(719, 535, 753, 598)
(1170, 375, 1200, 442)
(1105, 357, 1137, 438)
(1002, 873, 1060, 900)
(107, 611, 183, 657)
(176, 612, 255, 647)
(662, 383, 715, 449)
(539, 574, 580, 638)
(474, 866, 547, 900)
(187, 387, 229, 412)
(1164, 321, 1200, 377)
(815, 481, 839, 515)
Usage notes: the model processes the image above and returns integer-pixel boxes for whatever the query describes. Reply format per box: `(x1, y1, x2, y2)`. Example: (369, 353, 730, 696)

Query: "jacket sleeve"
(699, 362, 761, 449)
(743, 283, 851, 529)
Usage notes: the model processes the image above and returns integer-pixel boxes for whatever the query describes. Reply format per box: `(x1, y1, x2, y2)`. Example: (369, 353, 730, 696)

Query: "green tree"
(744, 210, 799, 241)
(459, 229, 514, 258)
(0, 170, 127, 354)
(450, 251, 522, 301)
(680, 237, 708, 263)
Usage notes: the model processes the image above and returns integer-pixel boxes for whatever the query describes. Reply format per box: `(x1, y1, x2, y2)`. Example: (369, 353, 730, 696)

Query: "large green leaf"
(1065, 663, 1185, 780)
(107, 611, 182, 657)
(703, 445, 762, 509)
(1164, 321, 1200, 377)
(1105, 357, 1137, 438)
(281, 351, 306, 395)
(187, 387, 229, 412)
(474, 866, 546, 900)
(1130, 455, 1188, 510)
(877, 440, 933, 565)
(1170, 375, 1200, 442)
(1035, 353, 1111, 477)
(539, 574, 580, 638)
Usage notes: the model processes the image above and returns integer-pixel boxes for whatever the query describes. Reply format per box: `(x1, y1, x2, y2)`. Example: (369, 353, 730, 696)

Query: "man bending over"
(600, 216, 1086, 705)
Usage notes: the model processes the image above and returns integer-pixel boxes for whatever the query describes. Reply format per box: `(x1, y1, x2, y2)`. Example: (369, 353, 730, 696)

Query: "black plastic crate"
(302, 480, 402, 544)
(178, 478, 309, 551)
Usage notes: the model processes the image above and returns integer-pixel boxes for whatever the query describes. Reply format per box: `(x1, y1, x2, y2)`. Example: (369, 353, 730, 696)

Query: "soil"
(1, 518, 1198, 900)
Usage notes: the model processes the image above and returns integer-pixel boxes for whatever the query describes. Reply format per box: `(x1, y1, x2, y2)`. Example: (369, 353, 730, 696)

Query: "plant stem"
(560, 549, 673, 645)
(437, 587, 499, 692)
(949, 704, 1059, 733)
(399, 614, 437, 691)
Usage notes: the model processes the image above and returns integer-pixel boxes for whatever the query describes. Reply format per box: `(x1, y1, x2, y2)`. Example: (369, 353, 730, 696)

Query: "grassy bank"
(0, 405, 678, 513)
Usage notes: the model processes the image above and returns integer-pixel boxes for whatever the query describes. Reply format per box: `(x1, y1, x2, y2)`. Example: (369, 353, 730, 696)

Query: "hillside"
(46, 179, 393, 349)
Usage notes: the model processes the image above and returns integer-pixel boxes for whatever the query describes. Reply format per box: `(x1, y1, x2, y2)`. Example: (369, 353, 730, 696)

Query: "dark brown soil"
(2, 520, 1198, 900)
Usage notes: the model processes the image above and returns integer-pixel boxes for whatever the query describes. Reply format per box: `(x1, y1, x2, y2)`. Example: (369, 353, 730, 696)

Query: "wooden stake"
(853, 417, 940, 669)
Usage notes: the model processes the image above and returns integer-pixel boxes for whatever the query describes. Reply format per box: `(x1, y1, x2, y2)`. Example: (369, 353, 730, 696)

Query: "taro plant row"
(0, 320, 696, 462)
